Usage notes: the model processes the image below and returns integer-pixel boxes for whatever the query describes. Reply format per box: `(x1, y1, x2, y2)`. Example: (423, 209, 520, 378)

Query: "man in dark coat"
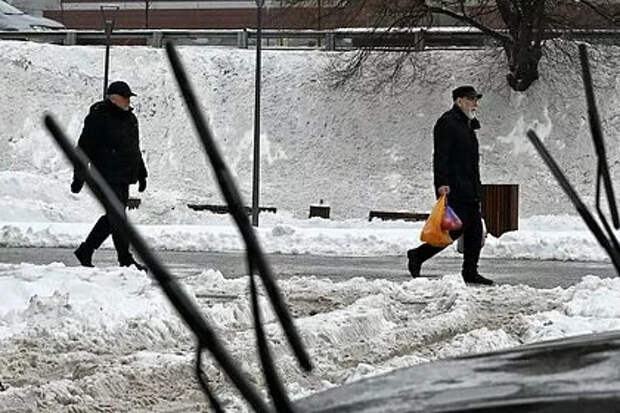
(407, 85, 493, 286)
(71, 81, 148, 271)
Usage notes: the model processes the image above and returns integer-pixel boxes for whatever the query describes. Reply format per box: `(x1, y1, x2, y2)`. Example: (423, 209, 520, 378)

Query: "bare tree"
(283, 0, 619, 91)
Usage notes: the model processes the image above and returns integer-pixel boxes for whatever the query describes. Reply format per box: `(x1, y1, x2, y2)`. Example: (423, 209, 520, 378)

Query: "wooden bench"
(368, 211, 430, 222)
(187, 204, 277, 215)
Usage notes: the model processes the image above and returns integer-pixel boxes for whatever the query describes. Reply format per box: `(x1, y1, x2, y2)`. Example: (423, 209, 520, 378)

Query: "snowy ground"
(1, 212, 620, 412)
(0, 213, 618, 261)
(1, 40, 620, 411)
(0, 259, 620, 412)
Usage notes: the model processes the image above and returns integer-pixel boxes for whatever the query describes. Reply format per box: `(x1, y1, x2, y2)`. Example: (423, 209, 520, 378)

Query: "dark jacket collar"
(450, 104, 481, 130)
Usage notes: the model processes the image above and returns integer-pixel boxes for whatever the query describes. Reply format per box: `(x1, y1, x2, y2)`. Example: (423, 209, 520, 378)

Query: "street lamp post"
(100, 6, 119, 99)
(252, 0, 265, 227)
(144, 0, 150, 29)
(103, 19, 113, 98)
(317, 0, 321, 47)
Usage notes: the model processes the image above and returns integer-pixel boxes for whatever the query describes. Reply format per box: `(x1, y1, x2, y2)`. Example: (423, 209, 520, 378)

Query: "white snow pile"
(1, 263, 619, 412)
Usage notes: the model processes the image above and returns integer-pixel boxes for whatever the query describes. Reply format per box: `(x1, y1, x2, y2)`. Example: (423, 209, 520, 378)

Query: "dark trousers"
(412, 200, 483, 275)
(81, 183, 132, 264)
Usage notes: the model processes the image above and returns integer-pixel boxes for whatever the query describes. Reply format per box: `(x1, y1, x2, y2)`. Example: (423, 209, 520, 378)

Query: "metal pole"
(103, 19, 113, 99)
(145, 0, 149, 29)
(252, 0, 264, 227)
(279, 0, 283, 46)
(317, 0, 321, 47)
(100, 6, 118, 99)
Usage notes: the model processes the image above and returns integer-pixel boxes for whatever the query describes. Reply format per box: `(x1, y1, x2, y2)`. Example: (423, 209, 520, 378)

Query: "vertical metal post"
(252, 0, 265, 227)
(145, 0, 150, 28)
(100, 6, 118, 99)
(60, 0, 65, 25)
(279, 0, 284, 46)
(103, 20, 113, 99)
(64, 30, 76, 46)
(237, 29, 249, 48)
(317, 0, 322, 47)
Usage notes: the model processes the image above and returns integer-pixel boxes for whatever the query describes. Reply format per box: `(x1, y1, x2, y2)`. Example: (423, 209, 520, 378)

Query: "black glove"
(71, 179, 84, 194)
(138, 178, 147, 193)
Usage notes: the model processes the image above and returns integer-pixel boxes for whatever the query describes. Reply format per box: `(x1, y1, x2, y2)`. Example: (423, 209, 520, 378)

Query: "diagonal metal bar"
(43, 114, 272, 413)
(578, 43, 619, 229)
(164, 41, 312, 373)
(527, 129, 620, 274)
(248, 260, 296, 412)
(196, 346, 225, 413)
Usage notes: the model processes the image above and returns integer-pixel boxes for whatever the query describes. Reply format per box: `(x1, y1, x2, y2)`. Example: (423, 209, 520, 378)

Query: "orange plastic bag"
(420, 193, 453, 247)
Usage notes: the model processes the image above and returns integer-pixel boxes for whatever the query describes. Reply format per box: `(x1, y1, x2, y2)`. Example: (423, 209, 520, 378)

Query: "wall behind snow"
(0, 41, 618, 222)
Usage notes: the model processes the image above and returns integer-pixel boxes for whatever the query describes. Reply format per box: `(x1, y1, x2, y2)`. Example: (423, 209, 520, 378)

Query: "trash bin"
(481, 184, 518, 237)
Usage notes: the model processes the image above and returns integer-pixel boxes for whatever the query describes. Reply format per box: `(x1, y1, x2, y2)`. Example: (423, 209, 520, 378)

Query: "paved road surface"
(1, 247, 616, 289)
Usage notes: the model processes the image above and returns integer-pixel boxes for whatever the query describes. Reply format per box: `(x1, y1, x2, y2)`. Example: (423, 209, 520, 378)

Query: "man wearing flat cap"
(71, 80, 148, 271)
(407, 85, 493, 286)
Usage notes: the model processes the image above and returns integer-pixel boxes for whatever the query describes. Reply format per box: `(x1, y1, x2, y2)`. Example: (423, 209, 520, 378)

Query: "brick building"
(8, 0, 620, 31)
(42, 0, 339, 30)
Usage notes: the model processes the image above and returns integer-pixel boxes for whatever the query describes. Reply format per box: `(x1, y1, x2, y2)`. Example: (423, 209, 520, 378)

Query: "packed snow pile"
(1, 263, 619, 412)
(1, 41, 619, 222)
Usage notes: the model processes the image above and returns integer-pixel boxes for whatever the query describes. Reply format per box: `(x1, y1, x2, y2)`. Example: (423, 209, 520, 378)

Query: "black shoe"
(463, 272, 494, 286)
(407, 249, 421, 278)
(74, 244, 94, 267)
(120, 258, 148, 272)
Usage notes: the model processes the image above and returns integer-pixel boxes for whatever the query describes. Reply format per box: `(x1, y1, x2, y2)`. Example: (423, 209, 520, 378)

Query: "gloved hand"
(71, 179, 84, 194)
(138, 178, 147, 193)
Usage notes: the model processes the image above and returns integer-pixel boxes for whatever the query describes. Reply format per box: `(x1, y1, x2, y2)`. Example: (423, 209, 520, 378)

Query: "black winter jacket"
(74, 99, 147, 185)
(433, 105, 482, 203)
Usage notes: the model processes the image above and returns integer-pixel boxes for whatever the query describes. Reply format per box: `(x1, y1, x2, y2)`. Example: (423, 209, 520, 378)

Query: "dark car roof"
(0, 1, 22, 14)
(296, 330, 620, 412)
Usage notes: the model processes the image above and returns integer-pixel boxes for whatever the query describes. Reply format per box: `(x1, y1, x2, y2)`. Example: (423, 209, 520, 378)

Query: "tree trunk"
(504, 42, 542, 91)
(497, 0, 545, 92)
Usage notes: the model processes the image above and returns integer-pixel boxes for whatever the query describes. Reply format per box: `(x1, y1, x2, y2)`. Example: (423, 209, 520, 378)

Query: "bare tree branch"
(427, 5, 513, 44)
(284, 0, 620, 92)
(579, 0, 619, 26)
